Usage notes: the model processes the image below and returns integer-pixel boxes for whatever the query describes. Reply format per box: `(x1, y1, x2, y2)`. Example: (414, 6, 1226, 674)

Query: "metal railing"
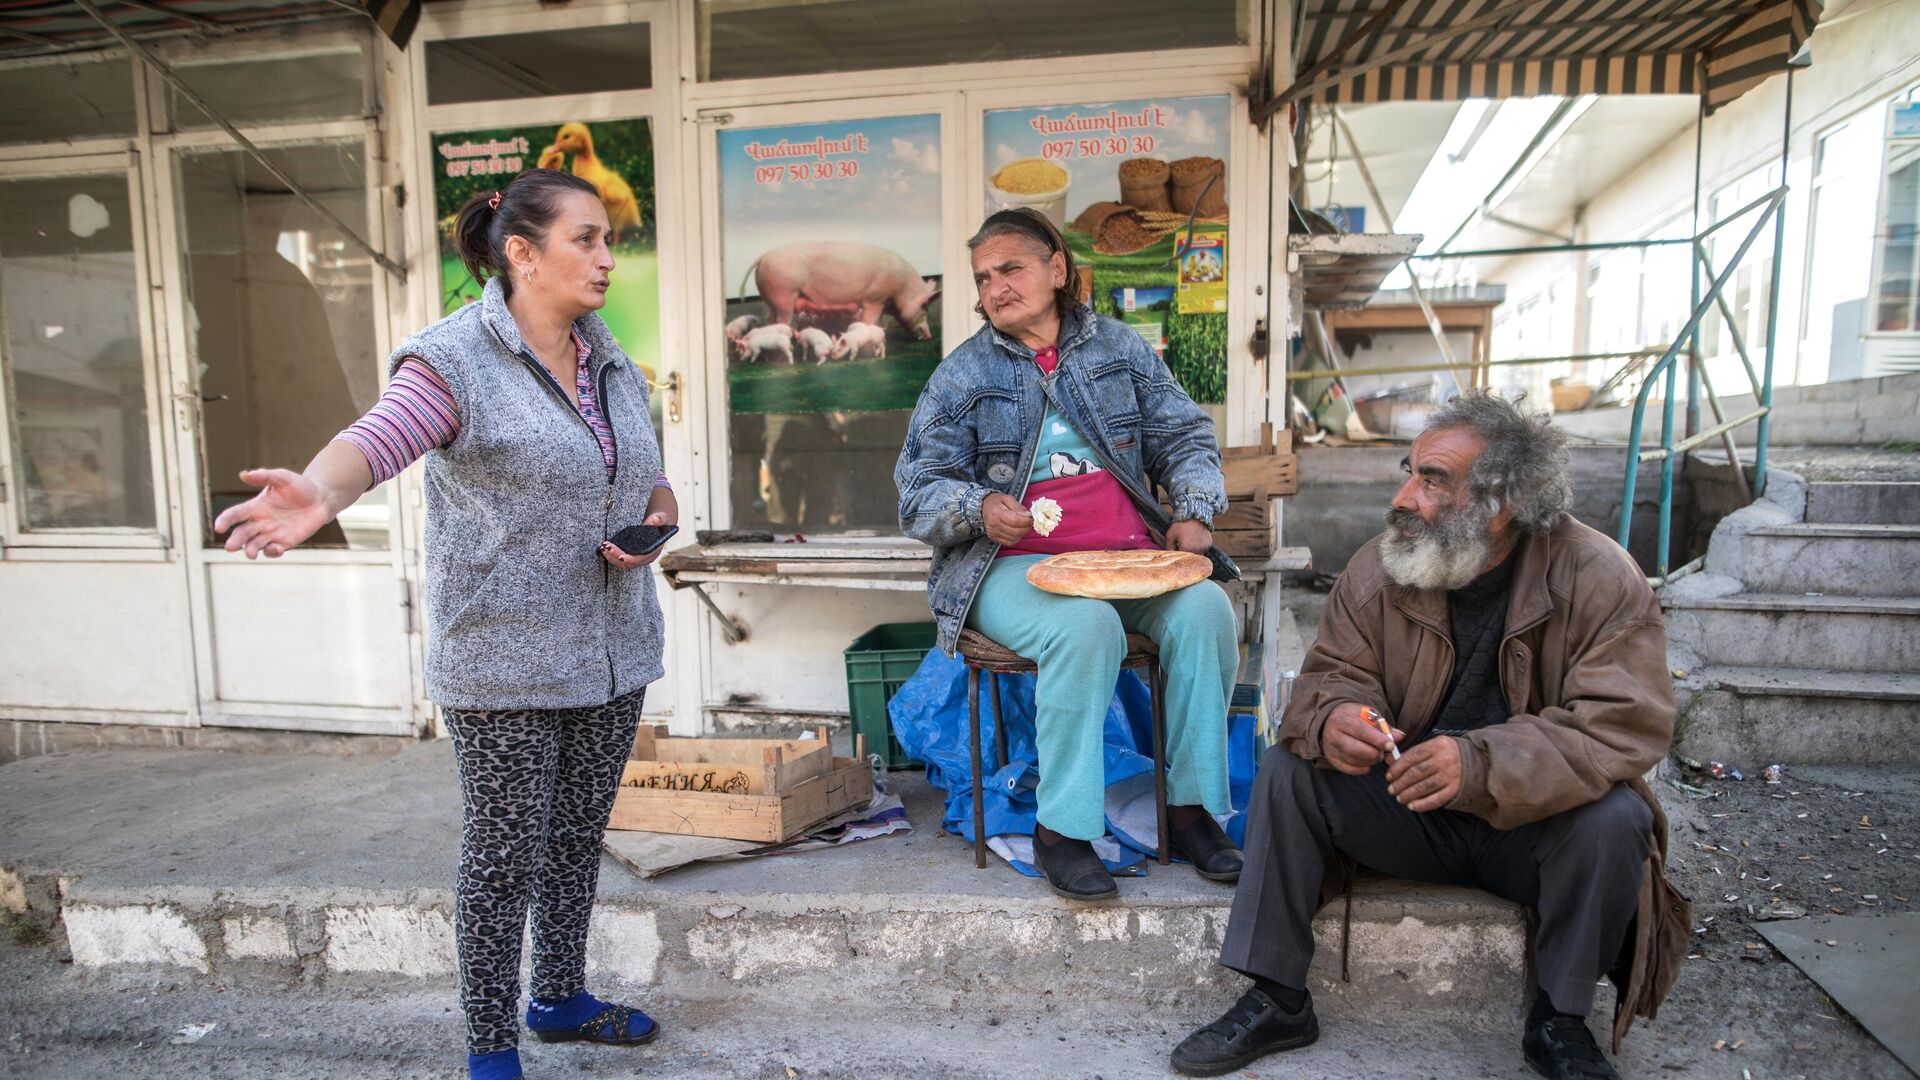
(1615, 181, 1787, 582)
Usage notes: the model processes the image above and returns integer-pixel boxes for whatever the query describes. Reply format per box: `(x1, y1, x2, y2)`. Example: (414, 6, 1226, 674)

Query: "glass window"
(1870, 86, 1920, 334)
(718, 113, 945, 532)
(698, 0, 1244, 81)
(1802, 109, 1884, 381)
(176, 143, 388, 549)
(426, 24, 652, 104)
(0, 172, 156, 530)
(0, 58, 135, 145)
(169, 46, 370, 130)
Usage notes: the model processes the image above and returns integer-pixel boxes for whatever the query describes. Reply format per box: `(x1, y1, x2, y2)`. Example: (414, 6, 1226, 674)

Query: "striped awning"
(1284, 0, 1822, 114)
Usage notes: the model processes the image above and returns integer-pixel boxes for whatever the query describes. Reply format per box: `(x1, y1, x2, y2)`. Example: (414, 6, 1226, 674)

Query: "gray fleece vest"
(389, 277, 664, 710)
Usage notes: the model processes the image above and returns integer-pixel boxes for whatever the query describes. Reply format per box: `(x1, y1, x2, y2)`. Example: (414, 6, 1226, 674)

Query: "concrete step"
(1806, 481, 1920, 525)
(1738, 523, 1920, 596)
(0, 746, 1529, 1027)
(1662, 592, 1920, 673)
(1677, 666, 1920, 767)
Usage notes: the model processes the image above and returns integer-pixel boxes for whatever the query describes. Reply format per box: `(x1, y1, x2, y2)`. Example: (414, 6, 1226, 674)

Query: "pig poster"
(431, 119, 661, 407)
(719, 113, 944, 533)
(983, 96, 1231, 404)
(719, 114, 943, 416)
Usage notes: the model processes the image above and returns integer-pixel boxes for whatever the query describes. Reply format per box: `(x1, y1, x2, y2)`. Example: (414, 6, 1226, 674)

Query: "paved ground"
(3, 748, 1917, 1078)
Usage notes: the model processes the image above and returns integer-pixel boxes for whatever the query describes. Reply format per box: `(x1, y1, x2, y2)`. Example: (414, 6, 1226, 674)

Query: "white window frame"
(153, 119, 400, 567)
(0, 149, 174, 551)
(1865, 82, 1920, 339)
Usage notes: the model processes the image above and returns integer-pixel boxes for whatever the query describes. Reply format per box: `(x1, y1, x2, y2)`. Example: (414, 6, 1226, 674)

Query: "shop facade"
(0, 0, 1293, 745)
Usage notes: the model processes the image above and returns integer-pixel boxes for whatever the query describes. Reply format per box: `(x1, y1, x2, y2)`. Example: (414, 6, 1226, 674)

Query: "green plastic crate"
(844, 622, 937, 769)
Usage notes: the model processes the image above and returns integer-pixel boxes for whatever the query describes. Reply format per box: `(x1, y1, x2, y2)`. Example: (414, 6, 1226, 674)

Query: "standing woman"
(214, 168, 669, 1080)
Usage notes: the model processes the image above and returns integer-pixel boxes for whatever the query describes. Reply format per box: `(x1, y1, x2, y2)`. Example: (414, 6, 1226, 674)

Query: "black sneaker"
(1167, 812, 1244, 883)
(1170, 986, 1318, 1076)
(1523, 1015, 1620, 1080)
(1031, 831, 1117, 901)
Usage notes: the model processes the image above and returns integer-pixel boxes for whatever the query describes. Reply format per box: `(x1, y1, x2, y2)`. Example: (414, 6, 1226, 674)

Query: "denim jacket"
(895, 304, 1233, 655)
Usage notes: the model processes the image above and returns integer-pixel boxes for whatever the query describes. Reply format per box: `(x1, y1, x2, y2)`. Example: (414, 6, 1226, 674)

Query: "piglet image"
(732, 323, 796, 364)
(828, 321, 887, 361)
(724, 313, 763, 343)
(740, 241, 941, 340)
(794, 327, 836, 364)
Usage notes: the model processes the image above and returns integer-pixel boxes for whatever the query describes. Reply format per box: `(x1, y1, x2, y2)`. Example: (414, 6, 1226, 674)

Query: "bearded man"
(1170, 392, 1688, 1080)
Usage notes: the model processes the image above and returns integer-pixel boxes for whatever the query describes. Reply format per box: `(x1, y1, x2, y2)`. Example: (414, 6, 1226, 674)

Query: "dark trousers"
(442, 688, 644, 1055)
(1219, 746, 1650, 1016)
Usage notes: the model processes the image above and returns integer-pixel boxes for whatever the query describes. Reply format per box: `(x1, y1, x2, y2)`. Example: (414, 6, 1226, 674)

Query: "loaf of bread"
(1025, 550, 1211, 599)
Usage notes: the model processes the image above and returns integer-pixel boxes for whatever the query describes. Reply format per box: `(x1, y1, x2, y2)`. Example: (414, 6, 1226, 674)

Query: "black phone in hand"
(609, 524, 678, 557)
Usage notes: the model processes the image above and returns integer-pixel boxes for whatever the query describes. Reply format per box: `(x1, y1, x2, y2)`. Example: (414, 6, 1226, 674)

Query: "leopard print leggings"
(442, 687, 644, 1055)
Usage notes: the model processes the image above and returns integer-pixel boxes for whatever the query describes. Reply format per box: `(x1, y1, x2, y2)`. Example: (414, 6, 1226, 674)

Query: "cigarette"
(1362, 707, 1400, 761)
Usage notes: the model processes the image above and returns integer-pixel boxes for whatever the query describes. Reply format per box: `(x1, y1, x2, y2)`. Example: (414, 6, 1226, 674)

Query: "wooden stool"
(955, 628, 1170, 870)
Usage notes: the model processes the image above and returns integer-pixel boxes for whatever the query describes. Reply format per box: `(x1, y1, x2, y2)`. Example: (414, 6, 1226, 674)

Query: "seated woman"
(895, 208, 1243, 900)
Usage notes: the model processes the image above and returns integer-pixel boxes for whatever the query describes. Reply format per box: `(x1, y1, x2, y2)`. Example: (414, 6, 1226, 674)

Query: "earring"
(521, 265, 534, 282)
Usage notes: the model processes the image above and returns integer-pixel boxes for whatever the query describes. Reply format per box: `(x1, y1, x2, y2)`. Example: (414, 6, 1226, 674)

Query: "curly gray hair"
(1426, 390, 1572, 533)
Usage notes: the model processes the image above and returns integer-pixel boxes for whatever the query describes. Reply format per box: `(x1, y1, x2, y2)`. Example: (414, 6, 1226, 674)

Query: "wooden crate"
(606, 726, 873, 843)
(1165, 424, 1297, 561)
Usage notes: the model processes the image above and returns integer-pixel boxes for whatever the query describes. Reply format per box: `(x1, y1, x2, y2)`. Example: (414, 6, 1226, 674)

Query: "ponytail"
(448, 167, 601, 297)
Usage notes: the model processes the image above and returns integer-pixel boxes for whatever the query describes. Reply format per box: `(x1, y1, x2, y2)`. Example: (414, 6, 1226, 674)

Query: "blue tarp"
(887, 648, 1258, 874)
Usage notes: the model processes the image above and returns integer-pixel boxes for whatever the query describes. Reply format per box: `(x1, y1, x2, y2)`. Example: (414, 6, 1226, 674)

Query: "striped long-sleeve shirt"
(337, 330, 670, 490)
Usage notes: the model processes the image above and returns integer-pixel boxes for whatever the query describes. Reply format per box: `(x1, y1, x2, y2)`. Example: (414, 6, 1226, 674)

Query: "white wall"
(1484, 0, 1920, 391)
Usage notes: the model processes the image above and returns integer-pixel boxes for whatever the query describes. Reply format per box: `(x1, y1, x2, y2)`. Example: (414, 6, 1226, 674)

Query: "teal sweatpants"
(966, 554, 1238, 841)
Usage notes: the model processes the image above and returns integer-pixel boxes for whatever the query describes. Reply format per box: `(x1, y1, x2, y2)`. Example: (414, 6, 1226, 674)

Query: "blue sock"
(525, 990, 654, 1040)
(467, 1048, 521, 1080)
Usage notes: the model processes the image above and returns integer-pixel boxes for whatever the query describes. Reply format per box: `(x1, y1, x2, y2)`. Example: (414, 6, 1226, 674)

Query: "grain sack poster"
(983, 96, 1230, 403)
(719, 114, 943, 415)
(432, 119, 660, 390)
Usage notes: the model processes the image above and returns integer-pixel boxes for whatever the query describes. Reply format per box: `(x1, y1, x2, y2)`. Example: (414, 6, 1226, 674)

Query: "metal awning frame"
(69, 0, 406, 283)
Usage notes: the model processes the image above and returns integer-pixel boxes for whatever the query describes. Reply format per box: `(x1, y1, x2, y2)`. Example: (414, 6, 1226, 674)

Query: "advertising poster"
(719, 114, 944, 415)
(983, 96, 1230, 403)
(432, 119, 660, 388)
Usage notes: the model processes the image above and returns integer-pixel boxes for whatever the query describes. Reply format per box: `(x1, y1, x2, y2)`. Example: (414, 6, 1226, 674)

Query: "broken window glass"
(0, 172, 156, 530)
(176, 141, 389, 550)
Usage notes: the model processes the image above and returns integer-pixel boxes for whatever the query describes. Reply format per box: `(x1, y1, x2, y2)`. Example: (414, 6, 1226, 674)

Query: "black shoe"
(1523, 1015, 1620, 1080)
(1031, 830, 1117, 901)
(1170, 986, 1318, 1076)
(1167, 812, 1244, 883)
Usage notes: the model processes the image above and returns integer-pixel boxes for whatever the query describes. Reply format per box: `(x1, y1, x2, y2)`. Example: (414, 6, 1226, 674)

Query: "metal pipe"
(1617, 196, 1779, 548)
(1694, 357, 1754, 503)
(1686, 95, 1705, 443)
(1284, 348, 1662, 382)
(1330, 108, 1460, 374)
(1755, 68, 1793, 497)
(1637, 407, 1769, 461)
(1437, 97, 1581, 255)
(1694, 244, 1767, 399)
(1657, 344, 1678, 574)
(1413, 237, 1694, 259)
(1256, 0, 1417, 124)
(70, 0, 408, 284)
(1653, 555, 1709, 589)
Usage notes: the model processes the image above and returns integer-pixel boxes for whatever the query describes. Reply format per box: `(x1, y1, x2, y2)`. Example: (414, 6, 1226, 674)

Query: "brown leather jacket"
(1281, 513, 1690, 1049)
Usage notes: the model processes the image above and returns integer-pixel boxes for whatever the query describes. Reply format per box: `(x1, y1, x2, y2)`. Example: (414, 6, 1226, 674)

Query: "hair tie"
(487, 191, 502, 211)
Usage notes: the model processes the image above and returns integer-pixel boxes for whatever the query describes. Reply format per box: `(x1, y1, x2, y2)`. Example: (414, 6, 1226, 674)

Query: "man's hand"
(982, 492, 1034, 546)
(1321, 702, 1402, 775)
(1165, 520, 1212, 553)
(1386, 737, 1462, 812)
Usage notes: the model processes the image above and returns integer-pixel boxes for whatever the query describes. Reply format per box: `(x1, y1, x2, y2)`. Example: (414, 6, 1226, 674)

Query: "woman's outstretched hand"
(602, 486, 680, 570)
(213, 468, 333, 559)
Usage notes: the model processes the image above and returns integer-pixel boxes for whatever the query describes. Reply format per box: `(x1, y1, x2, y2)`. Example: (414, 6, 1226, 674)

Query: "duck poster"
(982, 96, 1231, 404)
(431, 119, 660, 394)
(718, 113, 944, 416)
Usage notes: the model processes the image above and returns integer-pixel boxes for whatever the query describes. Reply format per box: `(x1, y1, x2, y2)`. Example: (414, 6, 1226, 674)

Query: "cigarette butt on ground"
(1362, 707, 1401, 761)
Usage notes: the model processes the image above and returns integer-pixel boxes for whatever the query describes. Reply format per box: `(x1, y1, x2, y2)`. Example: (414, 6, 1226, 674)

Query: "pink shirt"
(999, 346, 1158, 558)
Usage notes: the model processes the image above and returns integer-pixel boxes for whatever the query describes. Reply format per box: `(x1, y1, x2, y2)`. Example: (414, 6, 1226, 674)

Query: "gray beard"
(1378, 502, 1494, 591)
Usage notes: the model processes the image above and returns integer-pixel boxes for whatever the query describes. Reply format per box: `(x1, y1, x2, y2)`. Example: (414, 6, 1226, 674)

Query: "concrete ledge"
(48, 876, 1528, 1024)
